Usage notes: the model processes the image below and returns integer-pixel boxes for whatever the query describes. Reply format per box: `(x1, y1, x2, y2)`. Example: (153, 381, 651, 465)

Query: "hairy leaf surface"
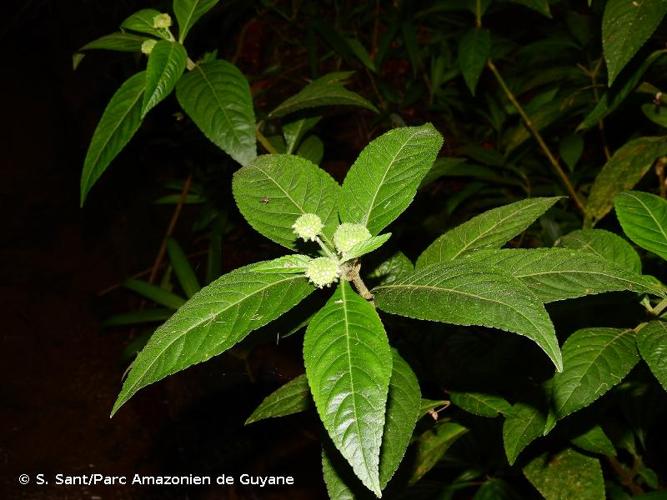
(245, 374, 310, 424)
(557, 228, 641, 273)
(637, 320, 667, 391)
(615, 190, 667, 261)
(450, 391, 512, 418)
(503, 401, 548, 465)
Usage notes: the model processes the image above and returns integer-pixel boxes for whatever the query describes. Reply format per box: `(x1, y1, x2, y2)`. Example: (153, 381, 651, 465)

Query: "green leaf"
(79, 32, 148, 53)
(173, 0, 219, 42)
(449, 391, 512, 418)
(602, 0, 667, 85)
(373, 261, 563, 371)
(166, 238, 201, 298)
(296, 135, 324, 165)
(176, 60, 256, 166)
(570, 425, 616, 456)
(420, 398, 448, 416)
(556, 229, 642, 273)
(80, 72, 146, 205)
(615, 190, 667, 261)
(459, 248, 664, 302)
(121, 9, 171, 40)
(642, 103, 667, 128)
(511, 0, 552, 17)
(283, 116, 321, 154)
(346, 37, 376, 72)
(102, 308, 173, 327)
(232, 154, 341, 249)
(409, 420, 468, 484)
(586, 137, 667, 224)
(342, 234, 391, 262)
(503, 401, 548, 465)
(340, 124, 443, 235)
(523, 448, 605, 500)
(123, 278, 185, 309)
(245, 374, 310, 424)
(458, 28, 490, 95)
(322, 448, 356, 500)
(303, 281, 392, 496)
(473, 479, 520, 500)
(111, 256, 314, 416)
(559, 134, 583, 172)
(269, 71, 378, 118)
(368, 252, 413, 286)
(552, 328, 639, 419)
(416, 197, 560, 268)
(636, 320, 667, 391)
(142, 41, 187, 116)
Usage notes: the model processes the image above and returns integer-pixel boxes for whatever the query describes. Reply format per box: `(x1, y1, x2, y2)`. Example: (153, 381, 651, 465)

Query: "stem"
(255, 122, 278, 154)
(651, 297, 667, 317)
(606, 456, 644, 496)
(315, 236, 338, 260)
(475, 0, 482, 27)
(487, 59, 585, 214)
(656, 157, 667, 198)
(344, 261, 374, 301)
(186, 57, 196, 71)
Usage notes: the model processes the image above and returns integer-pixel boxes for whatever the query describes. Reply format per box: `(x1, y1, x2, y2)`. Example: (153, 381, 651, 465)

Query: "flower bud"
(333, 223, 371, 254)
(292, 213, 324, 242)
(141, 39, 157, 55)
(153, 13, 172, 29)
(305, 257, 340, 288)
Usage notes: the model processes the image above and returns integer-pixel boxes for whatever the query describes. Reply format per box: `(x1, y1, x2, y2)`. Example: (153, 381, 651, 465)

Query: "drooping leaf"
(552, 328, 639, 419)
(340, 124, 443, 235)
(523, 448, 605, 500)
(123, 278, 185, 309)
(570, 425, 616, 456)
(559, 134, 584, 172)
(103, 308, 173, 327)
(458, 28, 491, 95)
(586, 137, 667, 224)
(245, 374, 310, 424)
(449, 391, 512, 418)
(121, 8, 172, 39)
(296, 135, 324, 165)
(342, 234, 391, 262)
(409, 420, 468, 484)
(416, 197, 560, 268)
(142, 40, 187, 116)
(78, 32, 148, 53)
(373, 261, 563, 371)
(173, 0, 219, 42)
(111, 256, 314, 416)
(636, 320, 667, 391)
(283, 116, 321, 154)
(368, 252, 414, 286)
(615, 190, 667, 261)
(270, 72, 378, 118)
(602, 0, 667, 84)
(80, 72, 146, 205)
(303, 281, 392, 496)
(176, 60, 256, 166)
(557, 228, 642, 273)
(166, 238, 201, 298)
(503, 401, 548, 465)
(232, 154, 341, 249)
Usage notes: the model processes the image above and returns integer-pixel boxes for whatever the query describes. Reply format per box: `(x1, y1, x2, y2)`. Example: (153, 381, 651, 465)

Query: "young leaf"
(245, 374, 310, 424)
(340, 124, 443, 235)
(552, 328, 639, 419)
(368, 252, 414, 286)
(458, 28, 491, 95)
(283, 116, 321, 154)
(636, 321, 667, 391)
(615, 190, 667, 261)
(111, 256, 315, 416)
(586, 137, 667, 224)
(232, 154, 341, 249)
(173, 0, 219, 42)
(142, 41, 188, 117)
(523, 449, 604, 500)
(176, 60, 256, 166)
(409, 420, 469, 484)
(123, 278, 185, 309)
(81, 72, 146, 205)
(166, 238, 201, 298)
(449, 391, 512, 418)
(269, 72, 378, 118)
(342, 233, 391, 262)
(121, 9, 172, 40)
(570, 425, 616, 456)
(503, 401, 548, 465)
(416, 197, 560, 268)
(602, 0, 667, 85)
(296, 135, 324, 165)
(303, 281, 392, 496)
(556, 228, 642, 273)
(78, 32, 148, 53)
(373, 261, 563, 371)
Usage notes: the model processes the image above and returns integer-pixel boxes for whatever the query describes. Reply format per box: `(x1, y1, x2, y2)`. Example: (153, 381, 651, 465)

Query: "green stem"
(255, 123, 278, 154)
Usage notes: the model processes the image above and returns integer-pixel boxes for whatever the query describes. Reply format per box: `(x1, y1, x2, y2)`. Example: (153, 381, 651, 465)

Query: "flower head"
(305, 257, 340, 288)
(141, 39, 157, 55)
(333, 223, 371, 254)
(292, 213, 324, 242)
(153, 13, 172, 29)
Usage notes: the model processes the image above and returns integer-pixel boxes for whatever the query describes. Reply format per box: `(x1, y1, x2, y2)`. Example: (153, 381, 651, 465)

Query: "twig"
(606, 456, 644, 496)
(344, 261, 374, 301)
(256, 122, 279, 154)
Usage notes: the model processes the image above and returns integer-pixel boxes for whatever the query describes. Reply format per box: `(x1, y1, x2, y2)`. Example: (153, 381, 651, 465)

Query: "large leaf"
(458, 28, 491, 95)
(586, 137, 667, 225)
(80, 72, 146, 205)
(449, 391, 512, 418)
(552, 328, 639, 419)
(232, 154, 341, 249)
(245, 374, 310, 424)
(176, 60, 256, 166)
(409, 420, 468, 484)
(269, 71, 378, 118)
(459, 248, 664, 302)
(303, 281, 392, 496)
(373, 261, 563, 371)
(557, 228, 642, 273)
(142, 41, 188, 116)
(78, 32, 148, 53)
(340, 124, 443, 235)
(602, 0, 667, 84)
(636, 321, 667, 391)
(523, 448, 605, 500)
(173, 0, 219, 42)
(121, 9, 172, 39)
(416, 197, 560, 268)
(615, 190, 667, 261)
(111, 256, 314, 416)
(503, 400, 548, 465)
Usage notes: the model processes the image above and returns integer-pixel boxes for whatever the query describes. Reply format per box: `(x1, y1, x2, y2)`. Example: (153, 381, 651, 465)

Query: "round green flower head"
(141, 39, 157, 55)
(153, 13, 172, 29)
(292, 213, 323, 242)
(334, 223, 371, 254)
(305, 257, 340, 288)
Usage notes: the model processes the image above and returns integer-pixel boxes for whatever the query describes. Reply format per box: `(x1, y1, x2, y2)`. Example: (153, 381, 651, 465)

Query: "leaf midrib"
(624, 192, 667, 244)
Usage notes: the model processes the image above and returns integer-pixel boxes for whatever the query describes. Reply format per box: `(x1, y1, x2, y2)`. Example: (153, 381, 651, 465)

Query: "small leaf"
(342, 233, 391, 262)
(570, 426, 616, 456)
(142, 41, 188, 116)
(511, 0, 552, 17)
(232, 154, 341, 249)
(283, 116, 321, 154)
(458, 28, 491, 95)
(368, 252, 413, 286)
(121, 9, 171, 39)
(304, 281, 392, 496)
(449, 391, 512, 418)
(559, 134, 583, 172)
(176, 60, 256, 166)
(166, 238, 201, 298)
(79, 32, 148, 53)
(81, 72, 146, 205)
(245, 374, 310, 424)
(642, 103, 667, 128)
(322, 448, 356, 500)
(417, 197, 560, 268)
(123, 278, 185, 309)
(615, 190, 667, 261)
(556, 228, 642, 273)
(602, 0, 667, 84)
(636, 320, 667, 391)
(409, 420, 468, 484)
(552, 328, 639, 419)
(296, 135, 324, 165)
(503, 401, 547, 465)
(346, 37, 376, 72)
(340, 124, 443, 235)
(173, 0, 219, 42)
